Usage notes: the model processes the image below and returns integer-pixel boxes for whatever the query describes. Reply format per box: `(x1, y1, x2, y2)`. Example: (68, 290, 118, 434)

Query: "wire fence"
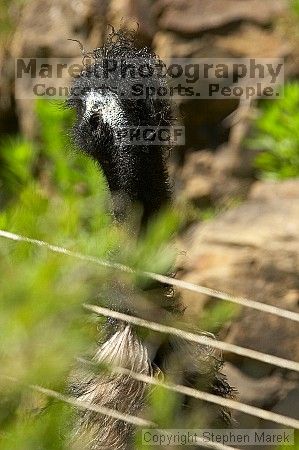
(78, 358, 299, 429)
(84, 303, 299, 373)
(1, 230, 298, 322)
(1, 228, 299, 438)
(1, 376, 241, 450)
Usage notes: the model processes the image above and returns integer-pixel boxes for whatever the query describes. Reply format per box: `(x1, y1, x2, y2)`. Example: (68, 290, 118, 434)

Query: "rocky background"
(1, 0, 299, 440)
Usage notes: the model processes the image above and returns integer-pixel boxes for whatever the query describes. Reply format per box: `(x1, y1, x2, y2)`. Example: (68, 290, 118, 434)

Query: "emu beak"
(83, 92, 103, 125)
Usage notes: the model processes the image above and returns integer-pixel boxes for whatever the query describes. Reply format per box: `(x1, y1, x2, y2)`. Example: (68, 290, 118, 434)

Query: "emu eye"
(90, 113, 101, 130)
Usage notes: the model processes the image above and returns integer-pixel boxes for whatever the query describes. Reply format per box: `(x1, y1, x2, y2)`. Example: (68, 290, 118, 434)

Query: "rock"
(224, 363, 288, 407)
(183, 176, 213, 207)
(181, 150, 214, 179)
(10, 0, 106, 138)
(224, 363, 297, 428)
(7, 0, 157, 138)
(179, 151, 213, 206)
(180, 180, 299, 367)
(152, 0, 296, 150)
(266, 387, 299, 422)
(215, 23, 291, 58)
(11, 0, 105, 58)
(154, 0, 287, 35)
(179, 149, 253, 208)
(5, 0, 299, 152)
(107, 0, 156, 44)
(250, 179, 299, 202)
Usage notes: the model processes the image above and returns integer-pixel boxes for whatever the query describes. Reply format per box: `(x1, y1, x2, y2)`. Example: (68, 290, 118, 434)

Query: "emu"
(67, 28, 233, 450)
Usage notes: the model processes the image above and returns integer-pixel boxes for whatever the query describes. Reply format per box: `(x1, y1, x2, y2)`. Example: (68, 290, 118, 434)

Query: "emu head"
(67, 29, 173, 226)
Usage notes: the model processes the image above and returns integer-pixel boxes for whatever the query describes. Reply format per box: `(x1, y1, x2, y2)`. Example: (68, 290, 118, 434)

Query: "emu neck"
(99, 145, 171, 228)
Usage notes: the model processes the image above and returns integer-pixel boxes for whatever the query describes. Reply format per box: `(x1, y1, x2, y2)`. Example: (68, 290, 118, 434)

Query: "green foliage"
(199, 301, 240, 334)
(0, 137, 36, 203)
(278, 430, 299, 450)
(247, 82, 299, 179)
(148, 384, 180, 427)
(292, 0, 299, 17)
(0, 100, 121, 447)
(0, 99, 183, 447)
(0, 0, 26, 45)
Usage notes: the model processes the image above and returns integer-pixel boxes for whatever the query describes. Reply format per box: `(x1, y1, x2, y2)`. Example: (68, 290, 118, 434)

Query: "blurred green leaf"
(0, 99, 182, 447)
(246, 82, 299, 180)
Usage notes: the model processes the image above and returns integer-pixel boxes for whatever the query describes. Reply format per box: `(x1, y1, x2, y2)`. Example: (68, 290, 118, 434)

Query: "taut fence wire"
(84, 304, 299, 373)
(0, 230, 298, 322)
(78, 358, 299, 429)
